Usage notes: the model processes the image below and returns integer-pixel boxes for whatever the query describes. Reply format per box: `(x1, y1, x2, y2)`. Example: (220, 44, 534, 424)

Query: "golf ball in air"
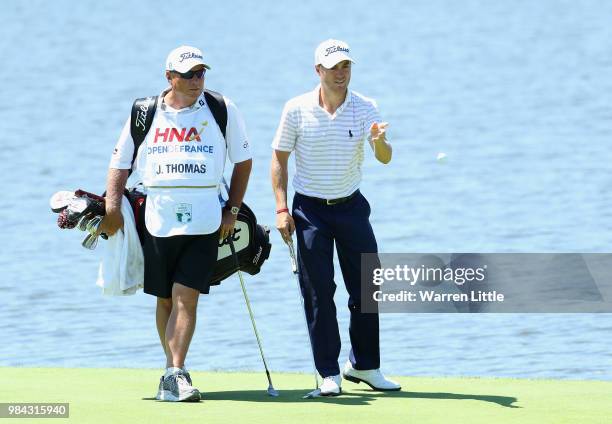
(436, 152, 447, 163)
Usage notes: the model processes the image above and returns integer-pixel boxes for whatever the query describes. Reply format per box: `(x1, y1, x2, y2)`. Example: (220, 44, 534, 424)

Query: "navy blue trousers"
(292, 191, 380, 377)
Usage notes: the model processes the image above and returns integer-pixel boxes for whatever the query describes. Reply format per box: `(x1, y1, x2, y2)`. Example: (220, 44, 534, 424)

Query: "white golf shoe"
(157, 369, 200, 402)
(319, 374, 342, 396)
(342, 361, 401, 391)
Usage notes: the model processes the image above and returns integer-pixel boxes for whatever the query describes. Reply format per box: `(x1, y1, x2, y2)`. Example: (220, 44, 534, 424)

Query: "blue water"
(1, 0, 612, 380)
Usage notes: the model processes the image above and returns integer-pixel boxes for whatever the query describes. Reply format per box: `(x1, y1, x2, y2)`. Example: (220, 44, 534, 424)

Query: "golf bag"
(126, 187, 271, 285)
(210, 203, 271, 285)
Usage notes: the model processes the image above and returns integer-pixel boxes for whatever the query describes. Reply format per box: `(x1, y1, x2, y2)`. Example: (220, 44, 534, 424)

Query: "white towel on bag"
(96, 195, 144, 295)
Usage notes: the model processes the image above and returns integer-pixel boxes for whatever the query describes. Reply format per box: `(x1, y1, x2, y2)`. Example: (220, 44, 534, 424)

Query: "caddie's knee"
(172, 283, 199, 312)
(157, 296, 173, 313)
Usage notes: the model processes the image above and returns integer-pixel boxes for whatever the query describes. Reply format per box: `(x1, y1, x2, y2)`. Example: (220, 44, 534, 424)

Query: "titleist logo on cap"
(179, 52, 203, 62)
(325, 45, 349, 56)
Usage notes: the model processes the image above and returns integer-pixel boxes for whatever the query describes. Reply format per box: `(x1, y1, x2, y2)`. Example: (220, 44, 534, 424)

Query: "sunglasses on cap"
(171, 68, 206, 79)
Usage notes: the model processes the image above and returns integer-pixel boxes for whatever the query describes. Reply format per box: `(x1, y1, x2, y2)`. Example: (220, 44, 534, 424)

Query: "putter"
(285, 238, 322, 399)
(228, 238, 279, 397)
(303, 388, 322, 399)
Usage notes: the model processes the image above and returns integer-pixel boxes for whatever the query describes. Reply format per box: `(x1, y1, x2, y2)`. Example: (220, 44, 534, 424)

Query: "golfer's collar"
(160, 88, 207, 113)
(312, 84, 352, 114)
(338, 90, 352, 115)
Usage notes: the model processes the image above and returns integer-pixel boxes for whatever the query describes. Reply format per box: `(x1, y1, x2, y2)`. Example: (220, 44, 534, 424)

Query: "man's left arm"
(227, 159, 252, 208)
(220, 159, 252, 241)
(369, 122, 392, 164)
(220, 98, 253, 240)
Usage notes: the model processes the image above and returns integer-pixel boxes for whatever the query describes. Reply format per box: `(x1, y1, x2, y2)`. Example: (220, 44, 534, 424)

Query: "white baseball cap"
(165, 45, 211, 73)
(314, 39, 355, 69)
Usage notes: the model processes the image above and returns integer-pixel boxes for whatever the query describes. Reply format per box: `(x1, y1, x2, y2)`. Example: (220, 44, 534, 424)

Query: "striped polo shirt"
(272, 85, 382, 199)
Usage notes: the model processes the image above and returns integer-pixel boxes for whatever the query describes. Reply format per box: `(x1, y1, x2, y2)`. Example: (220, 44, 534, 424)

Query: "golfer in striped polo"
(270, 39, 400, 396)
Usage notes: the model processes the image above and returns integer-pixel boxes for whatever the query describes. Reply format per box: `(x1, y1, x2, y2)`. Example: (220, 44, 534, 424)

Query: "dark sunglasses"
(172, 68, 206, 79)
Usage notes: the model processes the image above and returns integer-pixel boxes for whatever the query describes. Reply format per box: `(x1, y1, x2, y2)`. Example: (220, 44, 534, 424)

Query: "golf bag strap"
(128, 90, 228, 172)
(203, 89, 228, 142)
(129, 96, 159, 173)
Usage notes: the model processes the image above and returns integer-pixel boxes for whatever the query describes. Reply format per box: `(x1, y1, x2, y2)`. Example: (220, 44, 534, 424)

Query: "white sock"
(164, 367, 182, 378)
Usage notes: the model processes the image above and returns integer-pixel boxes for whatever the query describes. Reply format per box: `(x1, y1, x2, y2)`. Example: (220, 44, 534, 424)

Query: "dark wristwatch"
(224, 205, 240, 216)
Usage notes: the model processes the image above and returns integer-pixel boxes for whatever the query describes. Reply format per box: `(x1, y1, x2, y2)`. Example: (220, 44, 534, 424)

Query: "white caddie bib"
(142, 106, 222, 187)
(136, 92, 227, 237)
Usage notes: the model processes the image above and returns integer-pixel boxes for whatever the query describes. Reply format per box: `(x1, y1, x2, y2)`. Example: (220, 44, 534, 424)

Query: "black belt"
(299, 190, 359, 206)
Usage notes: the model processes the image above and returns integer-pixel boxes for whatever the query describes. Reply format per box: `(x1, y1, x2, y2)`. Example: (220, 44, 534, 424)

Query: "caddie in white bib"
(137, 90, 227, 237)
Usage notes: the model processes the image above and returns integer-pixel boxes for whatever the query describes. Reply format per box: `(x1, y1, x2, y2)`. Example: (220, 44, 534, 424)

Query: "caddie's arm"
(271, 150, 295, 242)
(98, 168, 128, 236)
(369, 122, 392, 164)
(220, 158, 252, 241)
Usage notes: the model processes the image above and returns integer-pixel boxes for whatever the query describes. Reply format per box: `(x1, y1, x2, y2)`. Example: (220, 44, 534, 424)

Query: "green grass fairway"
(1, 368, 610, 424)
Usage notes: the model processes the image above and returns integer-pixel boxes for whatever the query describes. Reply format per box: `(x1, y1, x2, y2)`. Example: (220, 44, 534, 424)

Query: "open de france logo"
(175, 203, 192, 223)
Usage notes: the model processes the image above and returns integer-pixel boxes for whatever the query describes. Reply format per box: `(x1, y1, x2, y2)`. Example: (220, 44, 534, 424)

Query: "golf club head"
(77, 214, 92, 232)
(86, 215, 103, 236)
(64, 198, 94, 230)
(267, 385, 279, 397)
(303, 388, 322, 399)
(50, 190, 77, 213)
(81, 233, 99, 250)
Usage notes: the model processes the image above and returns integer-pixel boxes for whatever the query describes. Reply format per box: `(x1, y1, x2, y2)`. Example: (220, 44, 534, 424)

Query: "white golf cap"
(314, 39, 355, 68)
(165, 45, 210, 73)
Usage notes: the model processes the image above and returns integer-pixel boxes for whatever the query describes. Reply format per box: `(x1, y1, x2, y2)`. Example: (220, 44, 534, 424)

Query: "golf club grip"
(285, 240, 299, 274)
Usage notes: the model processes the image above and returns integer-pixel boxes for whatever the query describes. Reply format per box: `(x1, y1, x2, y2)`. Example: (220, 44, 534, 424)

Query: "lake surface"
(1, 0, 611, 380)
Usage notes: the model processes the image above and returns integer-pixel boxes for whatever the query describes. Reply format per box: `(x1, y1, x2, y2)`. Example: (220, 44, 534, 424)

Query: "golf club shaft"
(229, 239, 275, 388)
(237, 268, 274, 386)
(286, 239, 320, 389)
